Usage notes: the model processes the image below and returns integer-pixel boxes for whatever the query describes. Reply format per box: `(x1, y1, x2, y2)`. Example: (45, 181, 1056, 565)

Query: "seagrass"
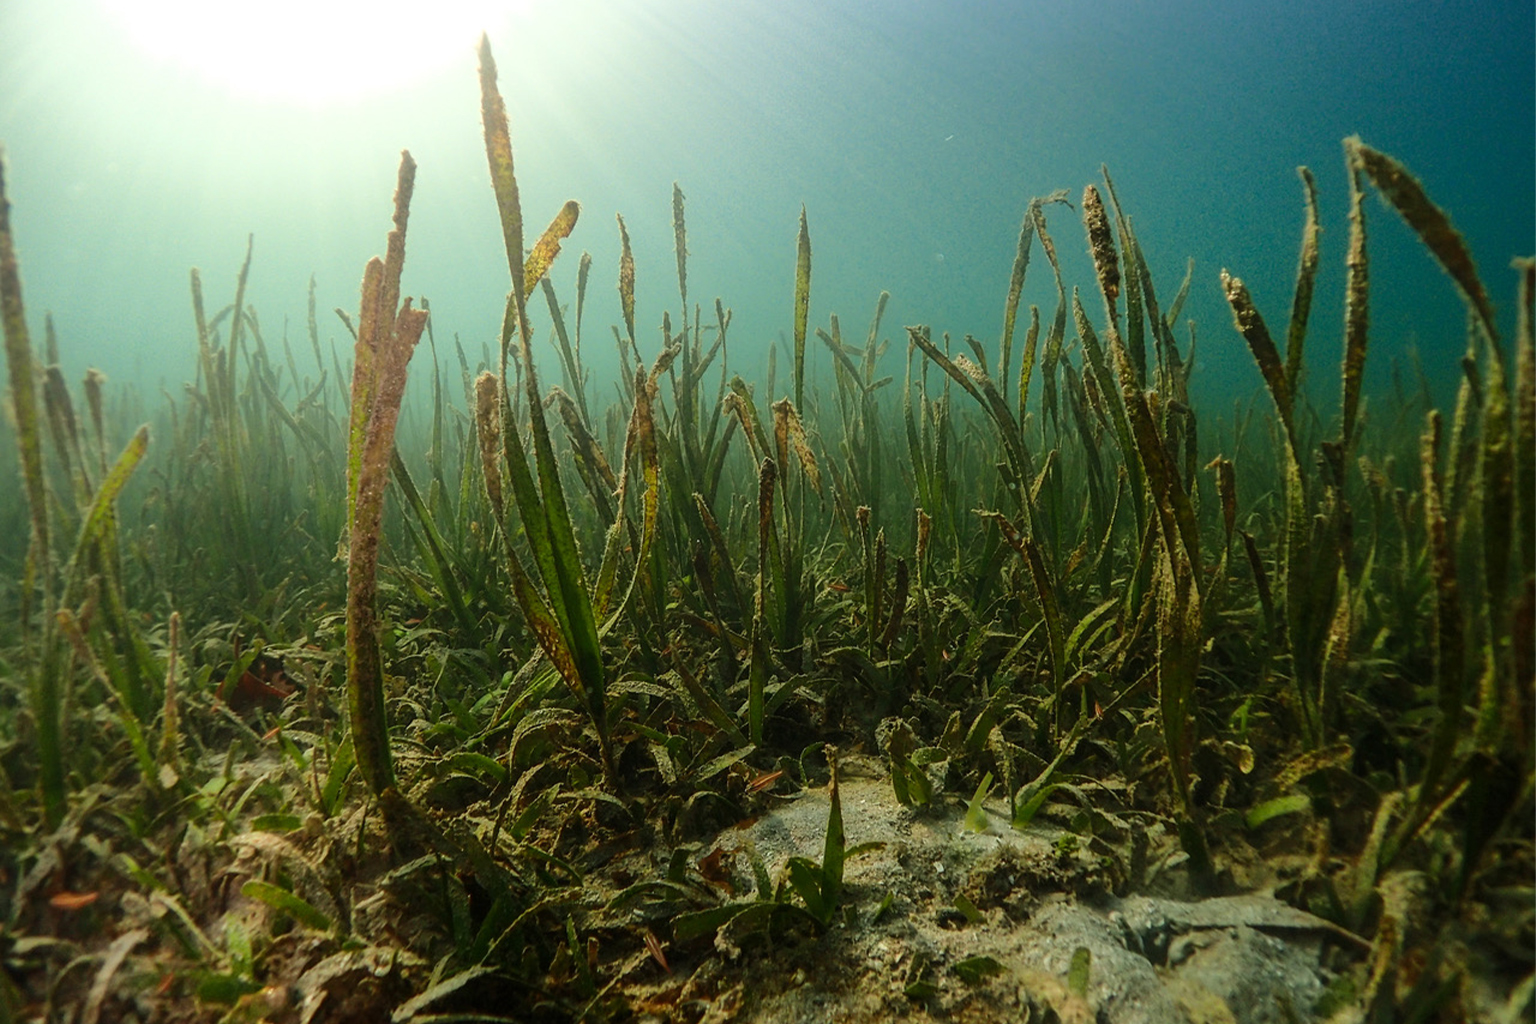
(0, 45, 1529, 1016)
(793, 206, 811, 410)
(344, 151, 429, 796)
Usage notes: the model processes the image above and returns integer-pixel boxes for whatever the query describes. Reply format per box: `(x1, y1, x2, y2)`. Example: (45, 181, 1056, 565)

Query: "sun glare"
(96, 0, 519, 105)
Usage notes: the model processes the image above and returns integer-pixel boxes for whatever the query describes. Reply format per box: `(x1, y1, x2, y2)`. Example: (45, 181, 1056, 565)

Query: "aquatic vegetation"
(477, 36, 660, 786)
(344, 150, 429, 797)
(0, 37, 1531, 1023)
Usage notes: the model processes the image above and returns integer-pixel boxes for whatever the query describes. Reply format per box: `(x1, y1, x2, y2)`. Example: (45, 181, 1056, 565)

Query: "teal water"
(0, 0, 1531, 410)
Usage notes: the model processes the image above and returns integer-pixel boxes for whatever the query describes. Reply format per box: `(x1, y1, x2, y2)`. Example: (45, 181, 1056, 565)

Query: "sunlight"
(96, 0, 525, 105)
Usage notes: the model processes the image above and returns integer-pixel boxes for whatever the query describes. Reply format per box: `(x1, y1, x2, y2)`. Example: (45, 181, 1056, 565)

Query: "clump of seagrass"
(479, 34, 620, 785)
(0, 149, 64, 823)
(5, 150, 158, 827)
(1223, 138, 1534, 940)
(346, 151, 429, 796)
(0, 154, 48, 625)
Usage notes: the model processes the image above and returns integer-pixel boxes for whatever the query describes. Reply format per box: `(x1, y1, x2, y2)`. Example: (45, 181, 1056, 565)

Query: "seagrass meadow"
(0, 35, 1532, 1024)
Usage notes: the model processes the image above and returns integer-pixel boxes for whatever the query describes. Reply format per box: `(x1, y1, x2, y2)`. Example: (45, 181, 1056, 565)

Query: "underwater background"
(0, 0, 1531, 408)
(1, 1, 1535, 1021)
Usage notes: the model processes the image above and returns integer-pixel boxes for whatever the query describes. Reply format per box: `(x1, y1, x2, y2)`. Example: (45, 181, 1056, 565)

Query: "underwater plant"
(343, 150, 429, 797)
(474, 36, 662, 787)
